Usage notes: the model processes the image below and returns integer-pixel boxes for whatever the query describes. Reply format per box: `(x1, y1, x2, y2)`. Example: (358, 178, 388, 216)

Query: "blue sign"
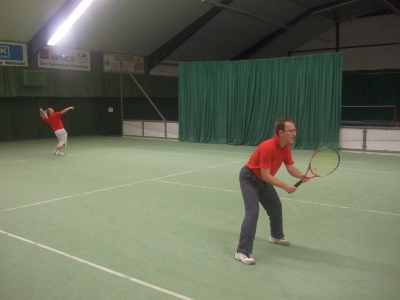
(0, 44, 24, 61)
(0, 41, 28, 67)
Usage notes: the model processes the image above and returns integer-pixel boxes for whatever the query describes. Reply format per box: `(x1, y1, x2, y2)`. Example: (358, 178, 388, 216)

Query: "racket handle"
(294, 179, 303, 188)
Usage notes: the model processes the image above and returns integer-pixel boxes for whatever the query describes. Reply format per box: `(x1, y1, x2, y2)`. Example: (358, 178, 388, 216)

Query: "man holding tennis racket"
(235, 118, 309, 265)
(39, 106, 74, 156)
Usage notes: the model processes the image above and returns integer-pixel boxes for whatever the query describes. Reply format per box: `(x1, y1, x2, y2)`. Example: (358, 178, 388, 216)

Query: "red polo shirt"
(246, 135, 294, 180)
(43, 112, 64, 132)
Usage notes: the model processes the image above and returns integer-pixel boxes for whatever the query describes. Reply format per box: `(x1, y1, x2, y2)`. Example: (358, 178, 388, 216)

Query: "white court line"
(0, 157, 52, 165)
(133, 144, 400, 162)
(81, 160, 242, 195)
(0, 160, 242, 213)
(0, 230, 194, 300)
(0, 194, 81, 213)
(124, 137, 400, 158)
(152, 180, 400, 217)
(123, 136, 179, 142)
(280, 198, 400, 217)
(364, 209, 400, 216)
(341, 150, 400, 157)
(153, 180, 238, 193)
(135, 145, 252, 156)
(1, 143, 398, 172)
(339, 167, 400, 174)
(0, 148, 128, 165)
(1, 159, 398, 216)
(0, 147, 242, 165)
(1, 145, 398, 212)
(122, 148, 244, 159)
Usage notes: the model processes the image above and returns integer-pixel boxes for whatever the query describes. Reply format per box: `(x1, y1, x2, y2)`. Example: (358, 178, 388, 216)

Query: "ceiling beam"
(202, 0, 331, 43)
(232, 7, 329, 60)
(147, 0, 234, 71)
(27, 0, 83, 62)
(233, 0, 368, 60)
(379, 0, 400, 16)
(311, 0, 360, 15)
(336, 5, 390, 22)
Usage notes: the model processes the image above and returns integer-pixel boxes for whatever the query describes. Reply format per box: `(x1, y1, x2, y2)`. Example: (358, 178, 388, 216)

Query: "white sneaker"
(269, 236, 290, 246)
(234, 252, 256, 265)
(55, 152, 65, 156)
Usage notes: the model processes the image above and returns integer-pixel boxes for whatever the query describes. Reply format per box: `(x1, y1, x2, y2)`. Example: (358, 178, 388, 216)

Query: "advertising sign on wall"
(0, 41, 28, 67)
(38, 46, 91, 71)
(103, 53, 144, 73)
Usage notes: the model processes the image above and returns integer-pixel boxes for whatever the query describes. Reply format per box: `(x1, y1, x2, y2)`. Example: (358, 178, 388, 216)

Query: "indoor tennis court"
(1, 136, 399, 300)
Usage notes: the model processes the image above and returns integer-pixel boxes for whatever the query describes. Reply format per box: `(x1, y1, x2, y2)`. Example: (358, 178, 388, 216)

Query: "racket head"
(308, 147, 340, 177)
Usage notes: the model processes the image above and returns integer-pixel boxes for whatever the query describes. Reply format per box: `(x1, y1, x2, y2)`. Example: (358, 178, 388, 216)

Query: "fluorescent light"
(47, 0, 93, 46)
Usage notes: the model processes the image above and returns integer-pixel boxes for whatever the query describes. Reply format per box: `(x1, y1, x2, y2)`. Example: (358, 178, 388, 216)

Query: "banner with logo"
(38, 46, 90, 71)
(103, 53, 144, 73)
(0, 41, 28, 67)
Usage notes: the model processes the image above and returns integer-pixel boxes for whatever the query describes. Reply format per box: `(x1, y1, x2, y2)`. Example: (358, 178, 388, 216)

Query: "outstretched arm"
(61, 106, 75, 114)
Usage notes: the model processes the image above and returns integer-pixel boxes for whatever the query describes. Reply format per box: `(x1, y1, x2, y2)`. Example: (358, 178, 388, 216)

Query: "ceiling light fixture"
(47, 0, 93, 46)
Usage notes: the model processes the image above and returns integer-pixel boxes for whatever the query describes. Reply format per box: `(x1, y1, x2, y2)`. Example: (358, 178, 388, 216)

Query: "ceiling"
(0, 0, 399, 70)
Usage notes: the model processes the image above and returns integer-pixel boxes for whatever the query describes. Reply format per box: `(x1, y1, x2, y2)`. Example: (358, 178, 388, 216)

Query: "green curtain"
(179, 53, 343, 149)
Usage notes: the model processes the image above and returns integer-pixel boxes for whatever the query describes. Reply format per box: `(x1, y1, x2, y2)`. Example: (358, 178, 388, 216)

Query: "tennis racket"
(295, 147, 340, 187)
(40, 108, 48, 118)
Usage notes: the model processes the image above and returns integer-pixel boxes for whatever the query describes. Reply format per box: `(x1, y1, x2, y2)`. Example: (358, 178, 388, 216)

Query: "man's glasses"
(283, 129, 297, 133)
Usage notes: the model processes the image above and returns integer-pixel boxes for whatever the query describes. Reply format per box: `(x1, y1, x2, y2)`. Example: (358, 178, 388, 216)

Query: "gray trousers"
(237, 166, 284, 255)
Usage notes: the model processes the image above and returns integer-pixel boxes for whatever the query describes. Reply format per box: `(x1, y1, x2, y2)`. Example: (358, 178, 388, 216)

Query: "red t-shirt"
(246, 135, 294, 181)
(43, 112, 64, 131)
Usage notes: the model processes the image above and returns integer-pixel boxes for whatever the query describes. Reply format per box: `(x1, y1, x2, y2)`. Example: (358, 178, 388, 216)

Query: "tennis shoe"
(269, 236, 290, 246)
(234, 251, 256, 265)
(55, 152, 65, 156)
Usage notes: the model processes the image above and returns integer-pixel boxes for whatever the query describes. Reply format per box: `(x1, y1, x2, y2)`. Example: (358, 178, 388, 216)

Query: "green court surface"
(1, 136, 399, 300)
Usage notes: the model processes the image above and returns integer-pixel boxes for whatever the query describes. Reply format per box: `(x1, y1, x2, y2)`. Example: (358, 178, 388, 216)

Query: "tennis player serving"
(235, 118, 309, 265)
(39, 106, 74, 156)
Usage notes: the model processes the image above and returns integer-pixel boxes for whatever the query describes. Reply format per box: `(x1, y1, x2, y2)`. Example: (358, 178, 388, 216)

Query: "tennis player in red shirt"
(39, 106, 74, 156)
(235, 118, 309, 265)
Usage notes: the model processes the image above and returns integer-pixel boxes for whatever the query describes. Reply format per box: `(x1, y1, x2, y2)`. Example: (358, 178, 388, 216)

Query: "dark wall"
(0, 50, 179, 141)
(0, 97, 121, 141)
(123, 97, 178, 121)
(0, 95, 178, 141)
(342, 70, 400, 125)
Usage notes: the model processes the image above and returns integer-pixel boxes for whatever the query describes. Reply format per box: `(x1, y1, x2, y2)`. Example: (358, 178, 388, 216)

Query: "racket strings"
(310, 149, 340, 176)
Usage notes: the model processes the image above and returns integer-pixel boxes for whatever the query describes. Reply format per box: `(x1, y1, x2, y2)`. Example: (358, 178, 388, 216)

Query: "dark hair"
(275, 118, 293, 135)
